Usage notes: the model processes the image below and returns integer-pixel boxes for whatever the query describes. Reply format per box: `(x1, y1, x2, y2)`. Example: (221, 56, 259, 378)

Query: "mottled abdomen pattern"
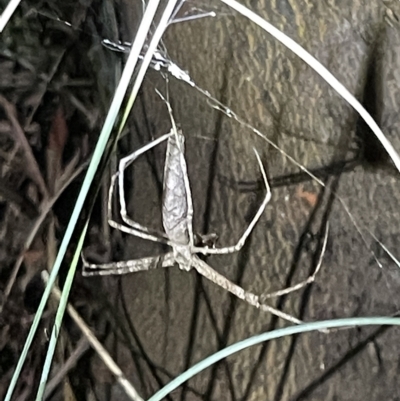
(162, 131, 191, 245)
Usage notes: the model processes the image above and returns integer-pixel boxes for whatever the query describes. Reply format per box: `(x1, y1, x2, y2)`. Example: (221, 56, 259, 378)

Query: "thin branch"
(44, 337, 90, 400)
(0, 95, 48, 199)
(2, 158, 88, 304)
(0, 178, 38, 218)
(220, 0, 400, 174)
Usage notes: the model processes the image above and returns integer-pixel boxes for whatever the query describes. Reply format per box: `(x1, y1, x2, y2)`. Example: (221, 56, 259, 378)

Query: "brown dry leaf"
(295, 184, 318, 207)
(48, 105, 69, 157)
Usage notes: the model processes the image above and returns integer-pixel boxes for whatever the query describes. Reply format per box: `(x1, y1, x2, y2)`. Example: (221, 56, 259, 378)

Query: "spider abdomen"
(162, 131, 191, 245)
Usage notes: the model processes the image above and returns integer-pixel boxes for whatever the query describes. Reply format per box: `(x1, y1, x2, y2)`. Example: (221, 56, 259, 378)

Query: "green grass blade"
(119, 0, 180, 132)
(34, 1, 180, 399)
(148, 316, 400, 401)
(35, 222, 88, 400)
(220, 0, 400, 174)
(4, 0, 162, 399)
(0, 0, 21, 32)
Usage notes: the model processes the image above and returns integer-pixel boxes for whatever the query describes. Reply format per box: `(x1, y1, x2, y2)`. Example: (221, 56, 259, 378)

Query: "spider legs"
(192, 256, 302, 324)
(82, 252, 175, 276)
(106, 132, 179, 245)
(193, 148, 271, 255)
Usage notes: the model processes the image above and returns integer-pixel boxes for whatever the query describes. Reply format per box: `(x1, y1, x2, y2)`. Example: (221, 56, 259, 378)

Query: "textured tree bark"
(110, 1, 400, 400)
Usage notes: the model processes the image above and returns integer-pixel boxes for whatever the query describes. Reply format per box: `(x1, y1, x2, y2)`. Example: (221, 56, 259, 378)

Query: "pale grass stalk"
(220, 0, 400, 174)
(41, 271, 143, 401)
(0, 0, 21, 32)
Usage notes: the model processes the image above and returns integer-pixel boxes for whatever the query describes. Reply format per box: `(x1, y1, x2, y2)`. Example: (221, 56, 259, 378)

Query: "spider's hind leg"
(82, 251, 175, 276)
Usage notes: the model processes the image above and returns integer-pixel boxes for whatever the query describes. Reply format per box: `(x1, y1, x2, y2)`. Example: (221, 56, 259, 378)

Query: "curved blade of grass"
(148, 316, 400, 401)
(4, 0, 163, 399)
(220, 0, 400, 174)
(0, 0, 21, 32)
(41, 266, 143, 401)
(34, 1, 180, 399)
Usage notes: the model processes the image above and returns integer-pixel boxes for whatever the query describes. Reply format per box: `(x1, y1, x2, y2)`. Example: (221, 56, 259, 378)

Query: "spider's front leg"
(106, 131, 181, 245)
(82, 133, 177, 275)
(107, 173, 172, 244)
(115, 131, 174, 243)
(193, 148, 271, 255)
